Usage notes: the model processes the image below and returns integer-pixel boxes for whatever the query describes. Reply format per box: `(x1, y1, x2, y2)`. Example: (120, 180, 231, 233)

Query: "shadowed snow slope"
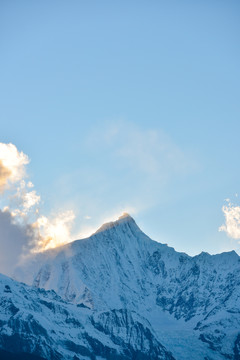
(15, 214, 240, 360)
(0, 273, 174, 360)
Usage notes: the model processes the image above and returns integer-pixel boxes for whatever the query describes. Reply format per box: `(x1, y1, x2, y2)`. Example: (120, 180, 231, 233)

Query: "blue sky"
(1, 0, 240, 255)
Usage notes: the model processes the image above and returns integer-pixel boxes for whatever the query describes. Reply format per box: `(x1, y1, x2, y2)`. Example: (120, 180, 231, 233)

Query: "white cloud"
(0, 143, 29, 192)
(32, 210, 76, 252)
(219, 200, 240, 240)
(13, 180, 41, 214)
(0, 142, 77, 258)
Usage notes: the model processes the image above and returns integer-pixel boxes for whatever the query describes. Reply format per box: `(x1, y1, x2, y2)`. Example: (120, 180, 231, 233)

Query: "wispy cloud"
(82, 120, 195, 220)
(84, 215, 91, 220)
(86, 120, 190, 179)
(219, 200, 240, 240)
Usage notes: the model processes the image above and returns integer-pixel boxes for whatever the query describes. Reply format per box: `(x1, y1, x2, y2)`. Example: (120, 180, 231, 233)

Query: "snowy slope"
(15, 214, 240, 359)
(0, 273, 174, 360)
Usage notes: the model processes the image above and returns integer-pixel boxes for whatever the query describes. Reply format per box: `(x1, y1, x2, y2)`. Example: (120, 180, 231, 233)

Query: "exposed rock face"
(90, 309, 174, 360)
(0, 273, 174, 360)
(11, 215, 240, 359)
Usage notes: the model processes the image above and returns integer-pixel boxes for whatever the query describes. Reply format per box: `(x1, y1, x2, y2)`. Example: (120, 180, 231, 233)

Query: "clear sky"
(1, 0, 240, 256)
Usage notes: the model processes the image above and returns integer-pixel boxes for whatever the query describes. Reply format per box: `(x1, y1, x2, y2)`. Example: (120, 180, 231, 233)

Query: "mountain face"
(10, 214, 240, 359)
(0, 273, 174, 360)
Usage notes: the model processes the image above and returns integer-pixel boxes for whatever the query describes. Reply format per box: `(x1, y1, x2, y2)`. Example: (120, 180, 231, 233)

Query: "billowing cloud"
(219, 200, 240, 240)
(0, 142, 77, 275)
(0, 143, 29, 192)
(0, 160, 12, 192)
(32, 210, 76, 252)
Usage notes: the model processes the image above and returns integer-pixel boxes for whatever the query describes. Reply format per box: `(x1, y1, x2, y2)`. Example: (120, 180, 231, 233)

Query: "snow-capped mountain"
(12, 214, 240, 359)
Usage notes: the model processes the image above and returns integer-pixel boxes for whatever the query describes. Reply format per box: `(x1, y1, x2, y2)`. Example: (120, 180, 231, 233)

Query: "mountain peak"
(94, 213, 137, 235)
(117, 212, 135, 224)
(118, 212, 132, 220)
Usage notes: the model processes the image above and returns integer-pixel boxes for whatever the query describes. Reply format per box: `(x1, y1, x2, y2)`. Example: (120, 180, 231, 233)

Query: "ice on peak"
(94, 213, 137, 235)
(117, 212, 136, 224)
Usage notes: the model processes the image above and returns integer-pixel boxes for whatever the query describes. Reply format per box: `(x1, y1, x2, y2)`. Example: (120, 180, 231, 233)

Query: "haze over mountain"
(7, 214, 239, 360)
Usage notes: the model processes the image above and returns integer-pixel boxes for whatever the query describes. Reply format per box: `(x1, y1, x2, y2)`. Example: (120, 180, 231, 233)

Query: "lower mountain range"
(1, 214, 239, 359)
